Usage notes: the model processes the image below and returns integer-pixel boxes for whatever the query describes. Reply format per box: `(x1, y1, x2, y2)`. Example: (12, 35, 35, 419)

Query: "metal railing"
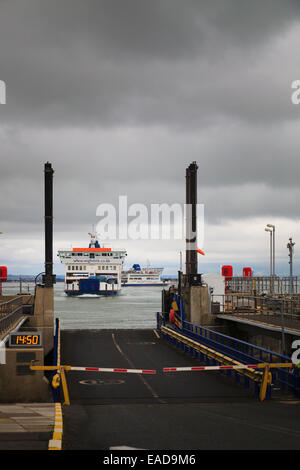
(212, 294, 300, 321)
(0, 276, 36, 295)
(0, 296, 23, 314)
(0, 296, 24, 335)
(158, 311, 300, 397)
(181, 319, 299, 395)
(227, 276, 300, 295)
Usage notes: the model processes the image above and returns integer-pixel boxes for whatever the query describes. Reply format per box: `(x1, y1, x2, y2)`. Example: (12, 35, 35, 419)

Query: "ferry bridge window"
(72, 266, 75, 270)
(79, 266, 82, 270)
(90, 253, 95, 259)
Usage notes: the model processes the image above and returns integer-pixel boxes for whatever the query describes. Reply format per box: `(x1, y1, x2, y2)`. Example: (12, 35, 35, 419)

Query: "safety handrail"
(158, 311, 300, 396)
(0, 296, 23, 315)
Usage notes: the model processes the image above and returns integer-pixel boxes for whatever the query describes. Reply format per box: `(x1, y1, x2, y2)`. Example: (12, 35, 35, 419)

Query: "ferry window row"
(68, 265, 87, 270)
(71, 252, 115, 257)
(67, 265, 117, 271)
(98, 266, 117, 270)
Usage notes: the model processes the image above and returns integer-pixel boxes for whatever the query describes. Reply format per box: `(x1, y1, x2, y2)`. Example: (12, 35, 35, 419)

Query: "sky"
(0, 0, 299, 276)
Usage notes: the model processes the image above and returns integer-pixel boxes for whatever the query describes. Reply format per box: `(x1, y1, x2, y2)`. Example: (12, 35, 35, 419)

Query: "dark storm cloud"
(0, 0, 300, 127)
(0, 0, 300, 274)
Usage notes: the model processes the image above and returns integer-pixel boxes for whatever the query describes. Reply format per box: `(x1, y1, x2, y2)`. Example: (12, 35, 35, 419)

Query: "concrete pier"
(0, 286, 54, 403)
(27, 286, 54, 355)
(181, 285, 213, 326)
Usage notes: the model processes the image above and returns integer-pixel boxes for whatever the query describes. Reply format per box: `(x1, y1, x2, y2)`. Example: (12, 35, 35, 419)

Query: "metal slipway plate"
(79, 379, 125, 385)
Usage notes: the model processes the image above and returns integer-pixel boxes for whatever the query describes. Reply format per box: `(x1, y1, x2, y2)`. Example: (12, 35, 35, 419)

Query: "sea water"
(2, 274, 224, 330)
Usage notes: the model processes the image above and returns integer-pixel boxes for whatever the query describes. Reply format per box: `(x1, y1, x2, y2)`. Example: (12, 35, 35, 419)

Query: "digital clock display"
(9, 332, 42, 347)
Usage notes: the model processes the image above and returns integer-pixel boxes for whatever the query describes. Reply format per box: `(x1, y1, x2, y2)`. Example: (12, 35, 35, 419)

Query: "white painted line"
(49, 402, 63, 451)
(49, 439, 62, 449)
(54, 426, 63, 432)
(111, 333, 165, 404)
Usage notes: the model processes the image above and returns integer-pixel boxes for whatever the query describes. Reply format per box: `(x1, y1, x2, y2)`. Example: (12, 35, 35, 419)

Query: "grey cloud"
(0, 1, 300, 273)
(0, 1, 300, 128)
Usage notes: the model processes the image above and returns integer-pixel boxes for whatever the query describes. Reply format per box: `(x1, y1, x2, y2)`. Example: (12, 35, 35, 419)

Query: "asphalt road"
(61, 329, 300, 450)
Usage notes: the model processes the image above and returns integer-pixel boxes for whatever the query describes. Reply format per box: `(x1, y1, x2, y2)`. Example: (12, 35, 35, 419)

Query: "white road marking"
(111, 333, 165, 404)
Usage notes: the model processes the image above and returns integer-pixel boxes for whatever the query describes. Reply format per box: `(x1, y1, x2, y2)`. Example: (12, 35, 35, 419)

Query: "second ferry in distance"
(121, 263, 164, 287)
(58, 231, 127, 296)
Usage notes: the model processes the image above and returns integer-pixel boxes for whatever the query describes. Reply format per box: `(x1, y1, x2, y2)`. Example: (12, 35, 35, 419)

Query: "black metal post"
(44, 162, 56, 287)
(185, 165, 191, 277)
(186, 161, 198, 278)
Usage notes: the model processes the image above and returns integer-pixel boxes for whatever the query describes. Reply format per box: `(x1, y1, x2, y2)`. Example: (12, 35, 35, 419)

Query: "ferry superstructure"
(121, 264, 164, 286)
(58, 232, 127, 296)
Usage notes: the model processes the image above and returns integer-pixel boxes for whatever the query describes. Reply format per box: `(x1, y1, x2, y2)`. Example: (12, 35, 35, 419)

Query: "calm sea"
(3, 273, 224, 330)
(54, 282, 162, 330)
(3, 281, 162, 330)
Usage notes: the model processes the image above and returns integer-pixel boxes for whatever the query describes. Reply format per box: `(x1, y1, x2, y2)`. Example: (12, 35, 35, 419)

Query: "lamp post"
(265, 228, 273, 278)
(267, 224, 275, 277)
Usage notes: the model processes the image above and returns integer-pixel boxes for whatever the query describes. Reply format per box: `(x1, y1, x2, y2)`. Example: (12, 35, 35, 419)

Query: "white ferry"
(57, 231, 127, 296)
(121, 263, 164, 287)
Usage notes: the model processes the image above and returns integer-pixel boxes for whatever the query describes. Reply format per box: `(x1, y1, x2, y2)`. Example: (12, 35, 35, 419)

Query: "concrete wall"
(0, 287, 54, 403)
(182, 285, 215, 327)
(27, 286, 54, 355)
(0, 348, 51, 402)
(217, 318, 297, 357)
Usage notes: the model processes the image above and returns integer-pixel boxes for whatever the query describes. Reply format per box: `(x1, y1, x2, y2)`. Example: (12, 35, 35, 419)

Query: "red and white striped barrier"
(163, 364, 262, 372)
(71, 366, 156, 374)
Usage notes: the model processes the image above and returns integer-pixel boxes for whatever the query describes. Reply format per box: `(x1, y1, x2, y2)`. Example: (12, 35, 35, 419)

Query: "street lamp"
(267, 224, 275, 277)
(265, 228, 273, 278)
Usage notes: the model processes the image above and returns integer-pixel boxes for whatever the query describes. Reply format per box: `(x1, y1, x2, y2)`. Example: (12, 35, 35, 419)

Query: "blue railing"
(158, 311, 300, 397)
(52, 318, 61, 403)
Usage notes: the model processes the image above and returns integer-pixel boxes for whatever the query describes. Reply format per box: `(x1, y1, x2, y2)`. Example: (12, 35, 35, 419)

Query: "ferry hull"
(65, 289, 119, 296)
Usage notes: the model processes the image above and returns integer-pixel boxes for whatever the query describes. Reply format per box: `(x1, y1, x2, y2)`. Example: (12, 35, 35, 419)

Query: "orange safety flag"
(197, 248, 205, 256)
